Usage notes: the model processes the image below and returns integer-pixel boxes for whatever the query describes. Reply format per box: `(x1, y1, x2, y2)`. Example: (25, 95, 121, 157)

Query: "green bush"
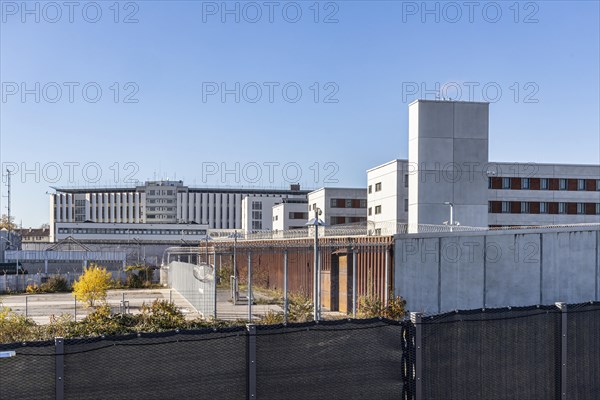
(358, 295, 406, 320)
(41, 276, 71, 293)
(287, 292, 313, 322)
(137, 300, 186, 331)
(0, 305, 38, 343)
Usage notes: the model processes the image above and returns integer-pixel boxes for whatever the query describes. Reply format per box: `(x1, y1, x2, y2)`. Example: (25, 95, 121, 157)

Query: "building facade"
(50, 181, 310, 240)
(272, 200, 309, 231)
(307, 188, 368, 226)
(367, 100, 600, 230)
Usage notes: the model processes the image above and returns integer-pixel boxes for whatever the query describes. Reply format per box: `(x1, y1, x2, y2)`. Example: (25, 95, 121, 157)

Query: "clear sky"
(1, 0, 599, 227)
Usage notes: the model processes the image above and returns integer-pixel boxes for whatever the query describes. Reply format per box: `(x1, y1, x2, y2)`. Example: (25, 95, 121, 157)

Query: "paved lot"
(0, 288, 282, 324)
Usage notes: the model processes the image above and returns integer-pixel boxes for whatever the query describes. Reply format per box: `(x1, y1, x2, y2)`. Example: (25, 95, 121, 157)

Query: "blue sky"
(1, 0, 599, 226)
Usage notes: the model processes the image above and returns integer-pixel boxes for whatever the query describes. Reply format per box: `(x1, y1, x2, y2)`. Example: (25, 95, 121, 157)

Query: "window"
(577, 203, 585, 214)
(404, 174, 409, 188)
(501, 201, 510, 213)
(368, 185, 372, 194)
(502, 178, 511, 189)
(558, 202, 566, 214)
(251, 221, 262, 230)
(359, 199, 367, 208)
(521, 178, 530, 189)
(559, 179, 567, 190)
(375, 182, 382, 192)
(374, 205, 382, 215)
(540, 178, 549, 190)
(521, 202, 530, 213)
(404, 198, 408, 212)
(488, 178, 492, 189)
(252, 201, 262, 210)
(597, 180, 600, 191)
(345, 199, 352, 208)
(252, 211, 262, 220)
(540, 202, 548, 214)
(368, 207, 372, 216)
(596, 203, 600, 215)
(578, 179, 585, 191)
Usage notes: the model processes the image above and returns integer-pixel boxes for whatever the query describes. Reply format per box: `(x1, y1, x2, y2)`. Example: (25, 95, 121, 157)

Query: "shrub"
(72, 264, 113, 308)
(0, 305, 37, 343)
(287, 292, 313, 322)
(125, 273, 144, 289)
(258, 310, 284, 325)
(41, 276, 70, 293)
(138, 300, 186, 331)
(26, 283, 43, 294)
(358, 295, 407, 320)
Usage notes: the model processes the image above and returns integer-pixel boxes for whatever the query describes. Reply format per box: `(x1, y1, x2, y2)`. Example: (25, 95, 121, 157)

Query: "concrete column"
(116, 193, 121, 223)
(140, 193, 146, 223)
(201, 193, 208, 224)
(215, 193, 222, 229)
(228, 193, 234, 228)
(195, 193, 201, 224)
(188, 193, 194, 223)
(208, 193, 215, 228)
(67, 194, 73, 222)
(85, 194, 91, 221)
(182, 192, 188, 222)
(128, 193, 134, 223)
(235, 193, 242, 229)
(176, 192, 182, 221)
(103, 193, 109, 223)
(91, 193, 97, 222)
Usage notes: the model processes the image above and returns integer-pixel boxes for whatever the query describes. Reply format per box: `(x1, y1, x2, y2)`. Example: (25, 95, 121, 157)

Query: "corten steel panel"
(586, 179, 597, 191)
(510, 202, 520, 214)
(511, 177, 521, 190)
(530, 202, 540, 214)
(491, 177, 502, 189)
(490, 201, 502, 213)
(549, 202, 559, 214)
(530, 178, 540, 190)
(567, 203, 577, 215)
(338, 255, 351, 313)
(213, 237, 394, 302)
(568, 179, 578, 191)
(549, 179, 559, 190)
(585, 203, 596, 215)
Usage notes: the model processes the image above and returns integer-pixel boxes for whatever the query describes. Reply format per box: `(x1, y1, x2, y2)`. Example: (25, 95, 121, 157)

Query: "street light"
(228, 230, 244, 303)
(443, 201, 454, 232)
(306, 208, 325, 321)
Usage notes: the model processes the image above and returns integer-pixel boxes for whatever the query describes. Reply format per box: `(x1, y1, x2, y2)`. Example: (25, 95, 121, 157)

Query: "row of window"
(273, 212, 309, 222)
(368, 205, 383, 216)
(330, 198, 367, 209)
(489, 201, 600, 215)
(329, 216, 367, 225)
(368, 182, 383, 193)
(491, 177, 600, 191)
(57, 228, 207, 235)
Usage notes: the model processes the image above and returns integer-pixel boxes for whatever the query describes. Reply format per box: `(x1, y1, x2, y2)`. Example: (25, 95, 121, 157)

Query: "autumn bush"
(72, 264, 112, 307)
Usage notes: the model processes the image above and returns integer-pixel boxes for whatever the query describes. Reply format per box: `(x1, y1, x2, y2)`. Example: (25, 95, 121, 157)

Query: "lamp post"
(306, 208, 325, 321)
(443, 201, 454, 232)
(228, 231, 243, 303)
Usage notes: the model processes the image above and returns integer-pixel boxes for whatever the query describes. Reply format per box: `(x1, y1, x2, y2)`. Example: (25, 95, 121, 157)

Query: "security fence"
(1, 303, 599, 400)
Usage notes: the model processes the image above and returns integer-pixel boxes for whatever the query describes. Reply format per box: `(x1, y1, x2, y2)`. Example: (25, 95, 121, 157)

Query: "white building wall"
(307, 188, 367, 226)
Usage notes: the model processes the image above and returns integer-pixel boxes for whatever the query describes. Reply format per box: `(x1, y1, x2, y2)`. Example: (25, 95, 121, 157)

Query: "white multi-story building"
(366, 159, 409, 234)
(50, 181, 310, 241)
(367, 100, 600, 231)
(272, 200, 309, 231)
(307, 188, 367, 226)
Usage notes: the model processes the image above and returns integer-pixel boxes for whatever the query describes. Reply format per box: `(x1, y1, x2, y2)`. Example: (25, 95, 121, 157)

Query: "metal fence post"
(25, 295, 28, 318)
(248, 253, 252, 322)
(55, 337, 65, 400)
(247, 324, 257, 400)
(283, 250, 288, 324)
(410, 312, 423, 400)
(556, 302, 567, 399)
(74, 298, 77, 322)
(213, 254, 218, 320)
(352, 249, 357, 318)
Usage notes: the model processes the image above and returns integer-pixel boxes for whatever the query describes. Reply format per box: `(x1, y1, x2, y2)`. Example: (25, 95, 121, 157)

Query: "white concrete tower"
(408, 100, 489, 230)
